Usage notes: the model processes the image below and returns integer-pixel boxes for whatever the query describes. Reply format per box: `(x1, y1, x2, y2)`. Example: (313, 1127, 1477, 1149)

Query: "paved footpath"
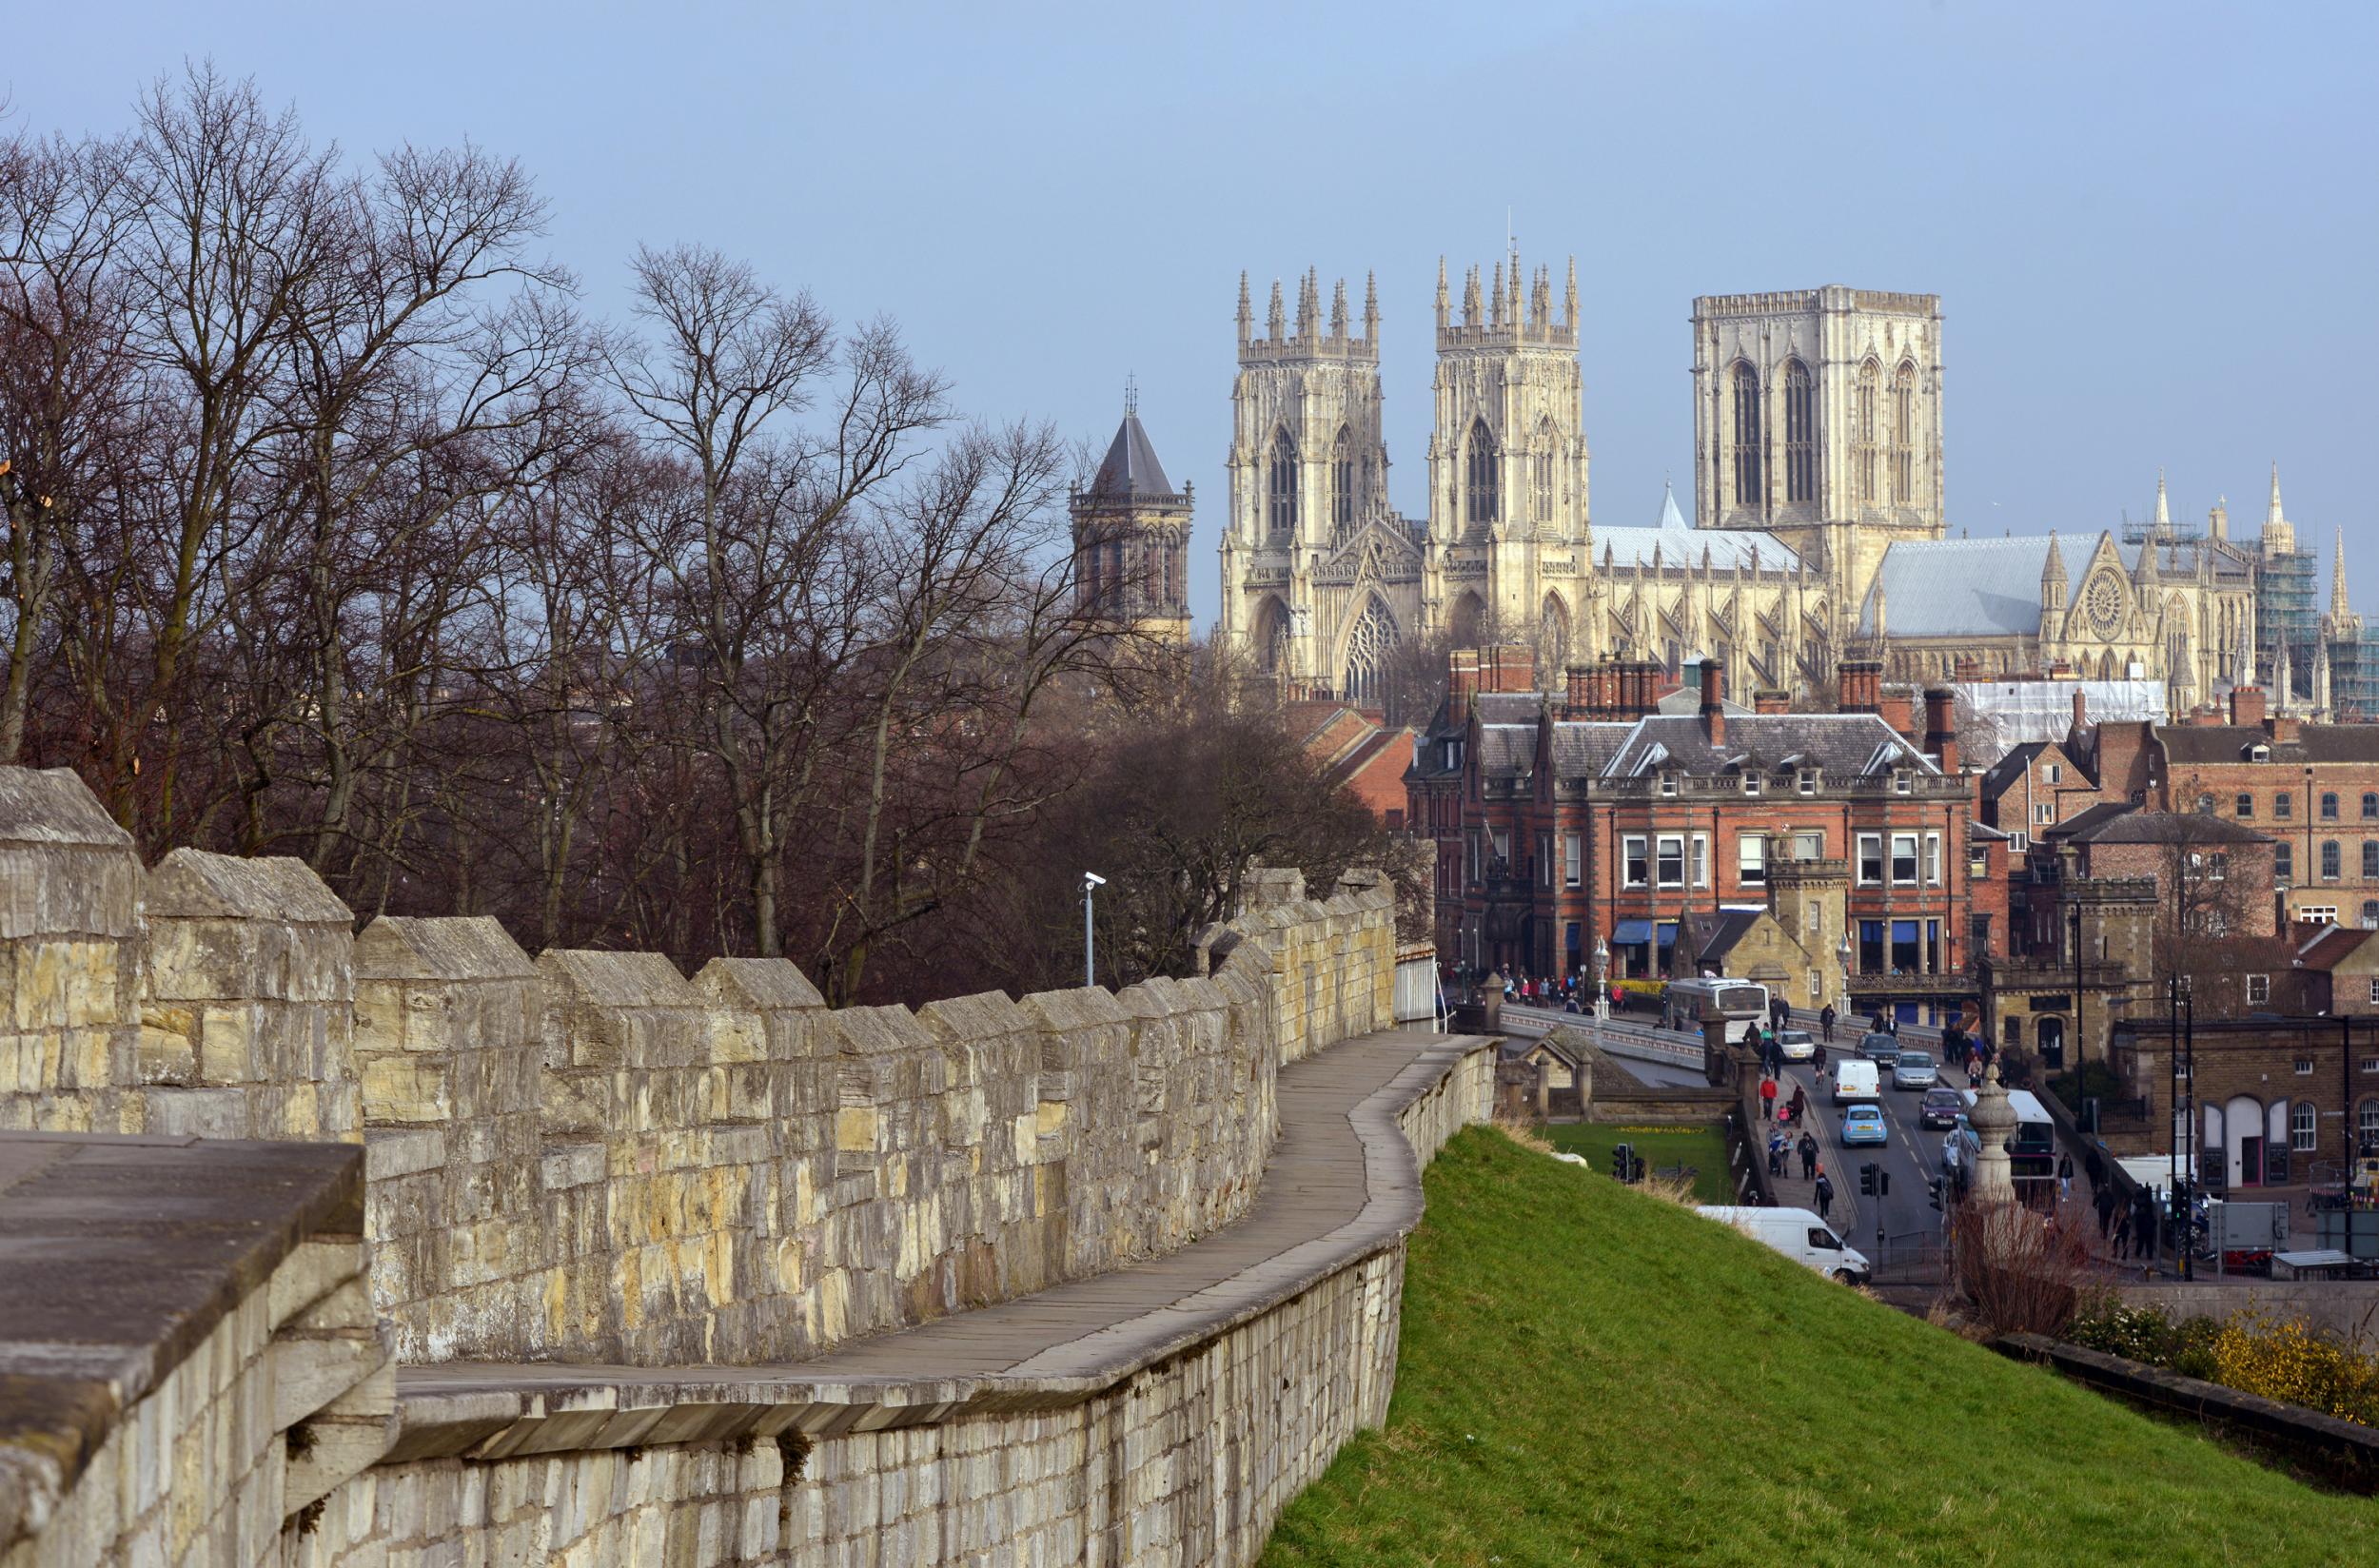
(404, 1027, 1478, 1404)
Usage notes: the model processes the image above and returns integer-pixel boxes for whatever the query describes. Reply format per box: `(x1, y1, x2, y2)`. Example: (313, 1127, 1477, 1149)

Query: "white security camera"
(1083, 872, 1107, 887)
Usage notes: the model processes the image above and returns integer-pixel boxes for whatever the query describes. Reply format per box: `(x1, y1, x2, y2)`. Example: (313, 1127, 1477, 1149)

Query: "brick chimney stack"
(2073, 688, 2089, 733)
(2229, 685, 2266, 728)
(1753, 688, 1792, 715)
(1563, 663, 1592, 719)
(2267, 712, 2302, 744)
(1878, 686, 1917, 740)
(1838, 659, 1883, 715)
(1923, 686, 1959, 773)
(1447, 648, 1480, 726)
(1700, 657, 1726, 747)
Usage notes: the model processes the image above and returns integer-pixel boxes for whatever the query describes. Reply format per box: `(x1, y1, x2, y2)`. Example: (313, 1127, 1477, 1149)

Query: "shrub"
(2067, 1302, 2379, 1426)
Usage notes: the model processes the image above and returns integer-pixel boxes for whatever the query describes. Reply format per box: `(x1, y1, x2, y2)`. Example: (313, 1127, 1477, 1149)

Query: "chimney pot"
(1699, 657, 1726, 747)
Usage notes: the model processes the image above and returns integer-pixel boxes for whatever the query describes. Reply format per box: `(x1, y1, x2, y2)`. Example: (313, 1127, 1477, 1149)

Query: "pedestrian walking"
(1760, 1074, 1777, 1121)
(1788, 1085, 1807, 1124)
(1967, 1058, 1983, 1090)
(2057, 1152, 2074, 1204)
(2113, 1206, 2133, 1261)
(1819, 1004, 1836, 1043)
(1814, 1166, 1834, 1222)
(2094, 1184, 2116, 1238)
(1767, 1130, 1786, 1177)
(1799, 1130, 1818, 1180)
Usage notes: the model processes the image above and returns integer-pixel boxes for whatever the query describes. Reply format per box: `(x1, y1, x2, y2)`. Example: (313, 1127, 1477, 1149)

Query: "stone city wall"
(0, 763, 1428, 1566)
(289, 1038, 1495, 1568)
(0, 766, 1396, 1370)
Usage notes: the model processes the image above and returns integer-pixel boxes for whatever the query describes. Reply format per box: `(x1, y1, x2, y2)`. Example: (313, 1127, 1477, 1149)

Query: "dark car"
(1919, 1087, 1964, 1129)
(1857, 1031, 1901, 1069)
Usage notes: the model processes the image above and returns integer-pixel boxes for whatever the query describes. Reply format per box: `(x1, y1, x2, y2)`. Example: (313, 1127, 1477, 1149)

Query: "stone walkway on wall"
(396, 1026, 1486, 1455)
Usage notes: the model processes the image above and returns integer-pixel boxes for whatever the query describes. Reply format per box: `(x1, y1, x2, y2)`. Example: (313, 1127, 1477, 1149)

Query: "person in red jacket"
(1759, 1073, 1778, 1121)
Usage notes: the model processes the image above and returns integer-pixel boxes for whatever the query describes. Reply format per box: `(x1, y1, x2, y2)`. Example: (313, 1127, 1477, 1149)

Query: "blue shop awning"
(1657, 922, 1680, 948)
(1611, 919, 1655, 945)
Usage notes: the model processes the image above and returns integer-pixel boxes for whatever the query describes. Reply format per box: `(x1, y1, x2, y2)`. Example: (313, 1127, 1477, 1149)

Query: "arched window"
(2322, 840, 2342, 881)
(1534, 417, 1559, 524)
(2322, 792, 2341, 820)
(1855, 359, 1881, 505)
(1267, 429, 1299, 539)
(2362, 900, 2379, 930)
(2365, 793, 2378, 820)
(1450, 591, 1485, 647)
(1783, 359, 1816, 504)
(1250, 596, 1291, 673)
(1465, 419, 1500, 526)
(1892, 361, 1917, 504)
(1540, 593, 1571, 675)
(1329, 426, 1354, 534)
(1342, 596, 1399, 707)
(1730, 362, 1762, 505)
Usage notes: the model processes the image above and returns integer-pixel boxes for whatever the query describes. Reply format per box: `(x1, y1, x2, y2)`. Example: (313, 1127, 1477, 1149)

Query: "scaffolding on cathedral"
(2257, 542, 2318, 700)
(2333, 626, 2379, 722)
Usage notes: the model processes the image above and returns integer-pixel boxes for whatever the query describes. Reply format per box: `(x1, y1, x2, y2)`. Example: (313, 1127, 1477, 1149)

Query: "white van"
(1698, 1205, 1871, 1284)
(1830, 1058, 1880, 1104)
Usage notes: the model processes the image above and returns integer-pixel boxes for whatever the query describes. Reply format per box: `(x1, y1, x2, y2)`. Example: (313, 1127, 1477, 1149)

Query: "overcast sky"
(11, 1, 2372, 628)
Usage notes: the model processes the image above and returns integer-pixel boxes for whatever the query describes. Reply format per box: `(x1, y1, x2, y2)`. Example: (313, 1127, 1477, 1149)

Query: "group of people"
(1493, 972, 1624, 1012)
(1756, 1071, 1808, 1127)
(1766, 1126, 1821, 1185)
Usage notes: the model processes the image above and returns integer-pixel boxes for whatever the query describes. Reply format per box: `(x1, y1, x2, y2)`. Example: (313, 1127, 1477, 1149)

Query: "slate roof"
(2156, 724, 2379, 765)
(2061, 809, 2274, 847)
(1472, 691, 1545, 724)
(1089, 413, 1176, 497)
(1979, 741, 2051, 801)
(2040, 801, 2138, 841)
(1692, 908, 1767, 967)
(1856, 537, 2072, 637)
(1478, 724, 1536, 773)
(1550, 722, 1636, 776)
(1597, 525, 1800, 574)
(1596, 713, 1934, 781)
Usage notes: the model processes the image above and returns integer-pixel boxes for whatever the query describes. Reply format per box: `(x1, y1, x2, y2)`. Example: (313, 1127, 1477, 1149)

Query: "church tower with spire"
(1072, 386, 1192, 645)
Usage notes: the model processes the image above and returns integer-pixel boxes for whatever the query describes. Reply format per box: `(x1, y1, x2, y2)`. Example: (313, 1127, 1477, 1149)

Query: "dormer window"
(1741, 774, 1761, 795)
(1660, 774, 1679, 797)
(1893, 771, 1913, 794)
(2249, 743, 2271, 762)
(1797, 770, 1818, 795)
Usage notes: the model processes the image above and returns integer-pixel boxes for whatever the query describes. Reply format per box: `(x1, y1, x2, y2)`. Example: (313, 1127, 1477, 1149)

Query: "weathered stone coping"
(386, 1030, 1491, 1464)
(1995, 1332, 2379, 1488)
(0, 1130, 364, 1549)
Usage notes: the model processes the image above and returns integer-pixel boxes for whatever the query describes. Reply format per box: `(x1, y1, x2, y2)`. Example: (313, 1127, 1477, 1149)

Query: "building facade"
(1213, 268, 2335, 720)
(1071, 401, 1191, 642)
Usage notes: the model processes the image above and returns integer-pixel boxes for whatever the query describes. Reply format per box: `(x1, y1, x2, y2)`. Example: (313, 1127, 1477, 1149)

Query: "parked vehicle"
(1918, 1088, 1964, 1130)
(1857, 1031, 1902, 1069)
(1840, 1104, 1889, 1147)
(1891, 1049, 1937, 1090)
(1776, 1029, 1817, 1062)
(1831, 1058, 1880, 1104)
(1697, 1205, 1871, 1284)
(1662, 978, 1772, 1044)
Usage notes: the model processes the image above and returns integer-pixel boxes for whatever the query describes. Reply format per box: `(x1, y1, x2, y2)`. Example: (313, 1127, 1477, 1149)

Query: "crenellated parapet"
(0, 765, 1400, 1378)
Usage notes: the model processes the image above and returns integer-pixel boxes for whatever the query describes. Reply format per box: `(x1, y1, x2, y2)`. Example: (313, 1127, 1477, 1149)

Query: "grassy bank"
(1542, 1121, 1734, 1205)
(1262, 1127, 2366, 1568)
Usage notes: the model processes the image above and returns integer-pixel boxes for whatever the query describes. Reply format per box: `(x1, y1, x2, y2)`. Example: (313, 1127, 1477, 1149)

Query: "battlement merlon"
(1237, 333, 1381, 366)
(1692, 287, 1942, 321)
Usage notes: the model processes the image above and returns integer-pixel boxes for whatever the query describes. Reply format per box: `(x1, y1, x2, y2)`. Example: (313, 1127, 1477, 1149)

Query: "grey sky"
(10, 1, 2372, 629)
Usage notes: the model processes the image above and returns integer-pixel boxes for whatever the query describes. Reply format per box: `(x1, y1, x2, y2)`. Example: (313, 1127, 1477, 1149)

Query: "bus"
(1944, 1088, 2057, 1194)
(1661, 978, 1771, 1044)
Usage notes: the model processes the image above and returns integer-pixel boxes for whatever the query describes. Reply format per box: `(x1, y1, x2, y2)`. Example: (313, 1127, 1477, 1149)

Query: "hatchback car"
(1891, 1049, 1937, 1089)
(1776, 1029, 1817, 1062)
(1918, 1088, 1964, 1129)
(1840, 1104, 1889, 1147)
(1857, 1031, 1901, 1069)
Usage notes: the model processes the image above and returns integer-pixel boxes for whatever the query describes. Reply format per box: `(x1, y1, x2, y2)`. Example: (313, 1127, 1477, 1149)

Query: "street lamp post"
(1836, 932, 1853, 1026)
(1591, 936, 1610, 1055)
(1082, 872, 1106, 988)
(2177, 976, 2196, 1281)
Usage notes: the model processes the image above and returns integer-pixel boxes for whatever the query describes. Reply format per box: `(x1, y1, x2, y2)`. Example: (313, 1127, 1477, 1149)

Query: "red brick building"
(1285, 701, 1417, 829)
(1410, 654, 1978, 1025)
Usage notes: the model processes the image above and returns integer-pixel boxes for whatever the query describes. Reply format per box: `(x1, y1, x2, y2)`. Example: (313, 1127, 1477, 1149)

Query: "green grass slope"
(1542, 1122, 1734, 1204)
(1263, 1127, 2365, 1568)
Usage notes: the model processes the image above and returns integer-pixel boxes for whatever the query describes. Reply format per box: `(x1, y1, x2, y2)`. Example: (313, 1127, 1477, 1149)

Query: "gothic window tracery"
(1856, 359, 1880, 505)
(1329, 426, 1354, 537)
(1534, 417, 1559, 525)
(1540, 593, 1571, 674)
(1465, 419, 1500, 527)
(1342, 595, 1399, 707)
(1892, 361, 1917, 504)
(1251, 595, 1291, 672)
(1268, 429, 1299, 539)
(1783, 359, 1816, 504)
(1730, 362, 1762, 505)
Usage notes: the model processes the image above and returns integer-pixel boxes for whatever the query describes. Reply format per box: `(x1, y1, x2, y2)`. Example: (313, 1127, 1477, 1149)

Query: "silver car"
(1776, 1029, 1817, 1062)
(1891, 1049, 1938, 1089)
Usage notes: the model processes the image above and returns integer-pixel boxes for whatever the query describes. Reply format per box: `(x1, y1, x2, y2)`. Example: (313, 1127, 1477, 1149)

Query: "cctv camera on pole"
(1083, 872, 1106, 988)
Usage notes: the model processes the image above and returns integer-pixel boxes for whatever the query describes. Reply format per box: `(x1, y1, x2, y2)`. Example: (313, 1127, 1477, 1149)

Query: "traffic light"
(1878, 1169, 1891, 1199)
(1611, 1142, 1633, 1182)
(1630, 1150, 1647, 1185)
(1927, 1175, 1945, 1212)
(1858, 1162, 1876, 1197)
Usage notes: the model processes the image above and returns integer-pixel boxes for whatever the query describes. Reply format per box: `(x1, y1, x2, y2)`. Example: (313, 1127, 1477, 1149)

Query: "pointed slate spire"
(2333, 525, 2352, 621)
(1490, 260, 1504, 327)
(1330, 276, 1347, 339)
(1237, 271, 1252, 346)
(1564, 257, 1579, 329)
(2268, 461, 2286, 528)
(2041, 531, 2068, 609)
(1435, 257, 1449, 330)
(2153, 468, 2171, 533)
(1268, 278, 1286, 340)
(1658, 478, 1688, 532)
(1364, 270, 1380, 342)
(1463, 265, 1482, 326)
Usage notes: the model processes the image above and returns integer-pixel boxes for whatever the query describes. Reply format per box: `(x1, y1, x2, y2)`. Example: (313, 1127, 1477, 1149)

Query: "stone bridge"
(0, 766, 1490, 1566)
